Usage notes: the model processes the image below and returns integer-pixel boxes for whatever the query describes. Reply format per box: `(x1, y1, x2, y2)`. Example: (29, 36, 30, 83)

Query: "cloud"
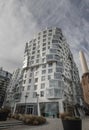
(0, 0, 89, 78)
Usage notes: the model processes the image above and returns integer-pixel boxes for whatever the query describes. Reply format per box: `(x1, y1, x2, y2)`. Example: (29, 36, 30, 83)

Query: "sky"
(0, 0, 89, 77)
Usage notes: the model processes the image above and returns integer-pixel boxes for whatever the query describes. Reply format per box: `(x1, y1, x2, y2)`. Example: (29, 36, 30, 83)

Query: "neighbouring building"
(5, 68, 23, 112)
(0, 67, 12, 107)
(7, 27, 84, 117)
(79, 51, 89, 113)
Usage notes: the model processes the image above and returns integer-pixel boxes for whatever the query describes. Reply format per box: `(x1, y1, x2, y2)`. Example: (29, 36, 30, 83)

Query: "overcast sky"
(0, 0, 89, 77)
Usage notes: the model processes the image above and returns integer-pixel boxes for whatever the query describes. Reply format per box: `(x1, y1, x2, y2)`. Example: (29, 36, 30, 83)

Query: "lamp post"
(36, 93, 40, 116)
(25, 94, 28, 114)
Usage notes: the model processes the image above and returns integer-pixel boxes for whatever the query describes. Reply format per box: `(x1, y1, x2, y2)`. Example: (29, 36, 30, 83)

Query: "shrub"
(23, 114, 46, 125)
(0, 107, 11, 121)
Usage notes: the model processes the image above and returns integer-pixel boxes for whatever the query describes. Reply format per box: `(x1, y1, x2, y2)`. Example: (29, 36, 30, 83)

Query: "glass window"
(42, 53, 45, 56)
(42, 58, 45, 63)
(41, 76, 45, 81)
(32, 51, 35, 54)
(54, 73, 61, 79)
(23, 80, 26, 84)
(33, 92, 37, 98)
(31, 56, 34, 59)
(37, 54, 40, 58)
(35, 78, 38, 82)
(37, 50, 40, 53)
(43, 35, 46, 38)
(22, 86, 24, 91)
(42, 70, 46, 74)
(48, 33, 52, 36)
(40, 91, 44, 97)
(48, 63, 53, 67)
(27, 85, 31, 90)
(43, 30, 47, 34)
(43, 43, 46, 46)
(34, 85, 37, 90)
(42, 47, 46, 51)
(41, 83, 45, 89)
(30, 73, 32, 77)
(49, 29, 52, 32)
(48, 69, 52, 73)
(33, 47, 36, 50)
(29, 79, 31, 83)
(36, 59, 39, 63)
(48, 75, 51, 80)
(43, 39, 46, 42)
(56, 68, 63, 73)
(42, 64, 46, 68)
(49, 80, 58, 88)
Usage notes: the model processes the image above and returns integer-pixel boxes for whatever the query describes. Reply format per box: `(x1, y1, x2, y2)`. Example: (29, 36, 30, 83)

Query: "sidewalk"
(2, 117, 89, 130)
(4, 118, 63, 130)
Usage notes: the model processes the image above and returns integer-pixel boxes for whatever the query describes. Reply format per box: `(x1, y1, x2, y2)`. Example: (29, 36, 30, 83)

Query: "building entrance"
(27, 106, 34, 114)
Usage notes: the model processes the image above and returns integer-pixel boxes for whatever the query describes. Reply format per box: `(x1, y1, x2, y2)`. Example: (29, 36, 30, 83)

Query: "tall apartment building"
(79, 51, 89, 109)
(5, 68, 23, 112)
(7, 27, 84, 117)
(0, 68, 12, 107)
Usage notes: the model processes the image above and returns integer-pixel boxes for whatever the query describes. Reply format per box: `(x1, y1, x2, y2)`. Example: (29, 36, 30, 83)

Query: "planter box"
(62, 119, 82, 130)
(0, 112, 8, 121)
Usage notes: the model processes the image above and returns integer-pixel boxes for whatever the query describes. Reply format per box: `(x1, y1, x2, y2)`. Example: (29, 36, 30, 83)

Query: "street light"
(25, 94, 28, 114)
(36, 93, 40, 116)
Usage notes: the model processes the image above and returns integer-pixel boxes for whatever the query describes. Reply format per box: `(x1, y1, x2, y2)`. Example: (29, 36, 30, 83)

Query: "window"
(42, 47, 46, 51)
(38, 36, 40, 40)
(33, 92, 37, 98)
(49, 29, 52, 32)
(42, 70, 46, 74)
(48, 42, 50, 45)
(42, 53, 45, 56)
(33, 47, 36, 50)
(31, 56, 34, 59)
(37, 50, 40, 53)
(48, 46, 50, 49)
(30, 73, 32, 77)
(56, 68, 63, 73)
(43, 39, 46, 42)
(22, 86, 24, 91)
(48, 63, 53, 67)
(41, 76, 45, 81)
(25, 74, 27, 78)
(32, 51, 35, 54)
(48, 33, 52, 36)
(49, 80, 59, 88)
(31, 61, 34, 64)
(36, 59, 39, 63)
(23, 80, 26, 84)
(43, 43, 46, 46)
(40, 91, 44, 97)
(34, 85, 37, 90)
(30, 68, 33, 71)
(29, 79, 31, 83)
(43, 30, 47, 34)
(33, 43, 36, 46)
(42, 64, 46, 68)
(48, 75, 51, 80)
(35, 78, 38, 82)
(43, 35, 46, 38)
(37, 54, 40, 58)
(54, 73, 61, 79)
(42, 58, 45, 63)
(48, 69, 52, 73)
(41, 83, 45, 89)
(27, 85, 31, 90)
(36, 66, 39, 70)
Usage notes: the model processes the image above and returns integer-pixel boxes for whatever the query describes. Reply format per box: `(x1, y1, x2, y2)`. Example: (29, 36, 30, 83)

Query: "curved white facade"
(7, 27, 84, 117)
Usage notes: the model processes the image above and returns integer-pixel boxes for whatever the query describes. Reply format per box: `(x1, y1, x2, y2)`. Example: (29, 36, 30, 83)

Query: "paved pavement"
(2, 117, 89, 130)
